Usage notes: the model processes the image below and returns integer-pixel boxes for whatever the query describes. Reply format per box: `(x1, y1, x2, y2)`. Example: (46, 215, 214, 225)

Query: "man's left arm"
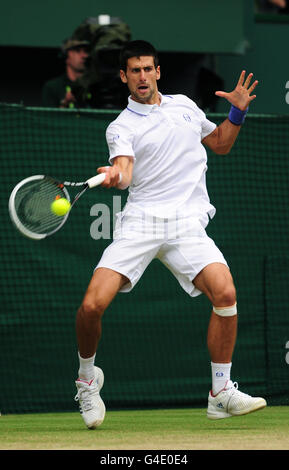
(202, 70, 258, 155)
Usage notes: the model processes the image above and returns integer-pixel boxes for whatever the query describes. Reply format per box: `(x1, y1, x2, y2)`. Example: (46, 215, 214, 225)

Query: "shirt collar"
(127, 92, 172, 116)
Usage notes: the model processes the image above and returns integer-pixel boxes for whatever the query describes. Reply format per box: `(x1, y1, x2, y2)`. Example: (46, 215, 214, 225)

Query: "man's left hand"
(215, 70, 258, 111)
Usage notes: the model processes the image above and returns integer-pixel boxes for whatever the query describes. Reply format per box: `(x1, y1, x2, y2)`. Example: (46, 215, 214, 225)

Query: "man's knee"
(78, 298, 106, 320)
(211, 283, 237, 317)
(212, 285, 236, 308)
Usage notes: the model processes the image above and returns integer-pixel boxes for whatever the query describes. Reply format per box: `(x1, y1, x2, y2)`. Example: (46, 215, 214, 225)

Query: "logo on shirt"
(113, 134, 120, 142)
(183, 114, 191, 122)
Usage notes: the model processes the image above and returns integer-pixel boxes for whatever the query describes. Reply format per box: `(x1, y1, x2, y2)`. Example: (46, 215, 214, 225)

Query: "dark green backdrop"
(0, 0, 244, 53)
(1, 104, 288, 414)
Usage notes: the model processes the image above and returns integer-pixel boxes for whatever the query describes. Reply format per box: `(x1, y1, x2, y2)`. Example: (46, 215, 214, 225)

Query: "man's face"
(66, 47, 89, 73)
(120, 56, 160, 104)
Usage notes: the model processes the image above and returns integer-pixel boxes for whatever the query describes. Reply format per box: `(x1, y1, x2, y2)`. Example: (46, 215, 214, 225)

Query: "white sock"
(211, 362, 232, 395)
(78, 352, 96, 382)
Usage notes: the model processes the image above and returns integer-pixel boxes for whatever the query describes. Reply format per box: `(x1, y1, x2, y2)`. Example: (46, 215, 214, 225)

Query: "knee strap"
(213, 303, 237, 317)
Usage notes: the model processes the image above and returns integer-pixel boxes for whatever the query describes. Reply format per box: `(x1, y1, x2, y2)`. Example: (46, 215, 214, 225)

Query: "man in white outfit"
(74, 40, 266, 428)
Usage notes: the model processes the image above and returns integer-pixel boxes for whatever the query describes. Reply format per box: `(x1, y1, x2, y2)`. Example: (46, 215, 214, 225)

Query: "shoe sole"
(207, 398, 267, 420)
(87, 398, 106, 429)
(86, 366, 106, 429)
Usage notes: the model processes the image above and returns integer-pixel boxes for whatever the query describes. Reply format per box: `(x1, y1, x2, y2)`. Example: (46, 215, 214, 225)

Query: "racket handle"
(86, 172, 123, 188)
(86, 173, 106, 188)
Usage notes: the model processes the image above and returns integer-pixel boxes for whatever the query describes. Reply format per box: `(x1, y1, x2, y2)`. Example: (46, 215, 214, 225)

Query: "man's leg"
(76, 267, 129, 358)
(75, 267, 129, 429)
(193, 262, 237, 365)
(193, 262, 266, 419)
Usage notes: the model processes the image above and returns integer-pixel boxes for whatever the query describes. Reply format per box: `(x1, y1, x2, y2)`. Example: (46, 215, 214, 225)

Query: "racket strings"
(15, 179, 67, 234)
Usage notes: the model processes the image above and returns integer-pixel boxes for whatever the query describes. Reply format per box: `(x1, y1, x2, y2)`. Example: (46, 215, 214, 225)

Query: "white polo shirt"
(106, 93, 217, 219)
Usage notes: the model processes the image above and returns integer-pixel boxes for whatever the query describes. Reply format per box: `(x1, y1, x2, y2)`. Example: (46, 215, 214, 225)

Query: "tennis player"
(74, 40, 267, 428)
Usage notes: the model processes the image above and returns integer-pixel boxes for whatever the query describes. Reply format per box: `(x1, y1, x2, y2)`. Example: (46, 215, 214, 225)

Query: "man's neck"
(66, 66, 83, 82)
(131, 91, 161, 106)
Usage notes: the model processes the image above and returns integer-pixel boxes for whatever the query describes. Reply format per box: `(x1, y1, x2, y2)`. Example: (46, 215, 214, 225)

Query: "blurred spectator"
(256, 0, 289, 13)
(70, 16, 131, 109)
(42, 39, 91, 108)
(268, 0, 287, 7)
(42, 16, 131, 109)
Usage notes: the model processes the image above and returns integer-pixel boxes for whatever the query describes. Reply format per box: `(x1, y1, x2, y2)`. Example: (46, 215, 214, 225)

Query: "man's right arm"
(97, 155, 134, 190)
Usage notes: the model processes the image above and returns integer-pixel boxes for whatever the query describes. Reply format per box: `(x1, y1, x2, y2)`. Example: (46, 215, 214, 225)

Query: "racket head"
(8, 175, 71, 240)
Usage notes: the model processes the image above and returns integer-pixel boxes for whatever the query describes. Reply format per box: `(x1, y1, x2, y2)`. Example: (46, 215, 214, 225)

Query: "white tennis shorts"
(96, 211, 228, 297)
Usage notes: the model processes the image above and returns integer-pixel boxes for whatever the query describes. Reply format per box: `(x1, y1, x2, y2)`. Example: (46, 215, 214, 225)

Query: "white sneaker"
(207, 380, 267, 420)
(74, 366, 106, 429)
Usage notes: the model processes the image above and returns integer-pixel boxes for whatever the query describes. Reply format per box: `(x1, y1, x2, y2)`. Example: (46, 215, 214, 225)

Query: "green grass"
(0, 406, 288, 450)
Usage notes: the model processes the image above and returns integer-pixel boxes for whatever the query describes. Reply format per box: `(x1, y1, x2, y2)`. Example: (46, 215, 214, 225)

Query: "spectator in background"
(41, 39, 91, 108)
(256, 0, 288, 12)
(42, 17, 131, 110)
(267, 0, 287, 7)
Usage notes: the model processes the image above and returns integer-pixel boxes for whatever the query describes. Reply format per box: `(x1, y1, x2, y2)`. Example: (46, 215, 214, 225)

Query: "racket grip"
(87, 172, 122, 188)
(86, 174, 106, 188)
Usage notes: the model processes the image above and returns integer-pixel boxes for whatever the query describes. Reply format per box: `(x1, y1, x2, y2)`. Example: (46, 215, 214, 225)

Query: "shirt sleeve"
(193, 103, 216, 140)
(106, 121, 135, 164)
(41, 82, 60, 107)
(200, 114, 217, 140)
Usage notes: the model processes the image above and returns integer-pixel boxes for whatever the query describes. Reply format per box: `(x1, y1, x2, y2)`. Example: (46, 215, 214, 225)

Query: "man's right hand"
(97, 156, 134, 190)
(60, 87, 76, 108)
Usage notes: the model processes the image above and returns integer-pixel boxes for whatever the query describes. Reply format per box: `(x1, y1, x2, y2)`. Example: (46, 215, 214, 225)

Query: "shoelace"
(226, 381, 250, 400)
(231, 381, 239, 390)
(74, 383, 98, 412)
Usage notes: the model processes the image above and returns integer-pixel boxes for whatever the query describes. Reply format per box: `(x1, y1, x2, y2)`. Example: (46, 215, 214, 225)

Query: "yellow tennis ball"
(51, 197, 71, 216)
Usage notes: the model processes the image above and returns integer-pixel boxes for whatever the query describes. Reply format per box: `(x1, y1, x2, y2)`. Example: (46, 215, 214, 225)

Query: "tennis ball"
(51, 197, 71, 216)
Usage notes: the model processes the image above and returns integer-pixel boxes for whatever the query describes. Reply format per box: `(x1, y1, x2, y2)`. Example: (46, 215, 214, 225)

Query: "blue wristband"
(228, 105, 248, 125)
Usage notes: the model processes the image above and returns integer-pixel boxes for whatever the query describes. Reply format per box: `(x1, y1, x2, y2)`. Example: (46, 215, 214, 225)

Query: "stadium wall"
(1, 104, 288, 414)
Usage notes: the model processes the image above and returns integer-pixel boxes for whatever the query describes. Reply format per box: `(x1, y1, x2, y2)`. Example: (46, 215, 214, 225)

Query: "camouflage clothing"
(42, 18, 131, 109)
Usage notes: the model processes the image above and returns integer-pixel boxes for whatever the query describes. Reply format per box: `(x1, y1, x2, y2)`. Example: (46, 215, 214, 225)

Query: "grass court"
(0, 406, 288, 451)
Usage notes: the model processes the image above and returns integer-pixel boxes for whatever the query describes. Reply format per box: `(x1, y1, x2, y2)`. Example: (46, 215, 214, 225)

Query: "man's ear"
(156, 65, 161, 81)
(120, 69, 127, 84)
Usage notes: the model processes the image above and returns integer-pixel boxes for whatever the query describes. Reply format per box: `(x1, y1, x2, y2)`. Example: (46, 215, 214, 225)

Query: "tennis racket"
(8, 173, 106, 240)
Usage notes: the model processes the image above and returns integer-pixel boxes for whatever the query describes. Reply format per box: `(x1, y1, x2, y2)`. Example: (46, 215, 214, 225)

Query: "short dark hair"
(119, 40, 159, 71)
